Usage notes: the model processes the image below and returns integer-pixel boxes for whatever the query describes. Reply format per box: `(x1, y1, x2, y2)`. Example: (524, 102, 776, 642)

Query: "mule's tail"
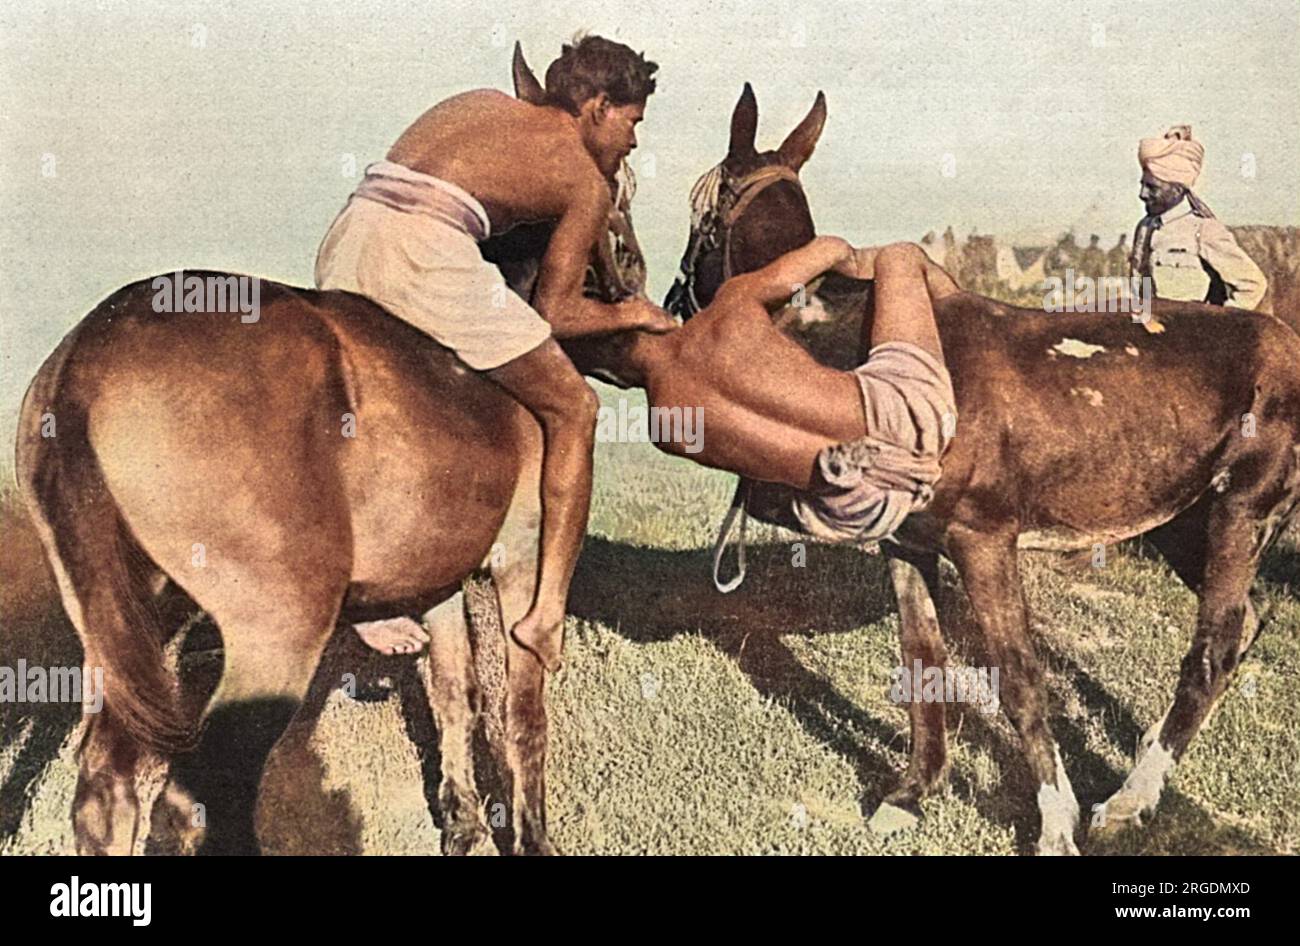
(15, 327, 193, 754)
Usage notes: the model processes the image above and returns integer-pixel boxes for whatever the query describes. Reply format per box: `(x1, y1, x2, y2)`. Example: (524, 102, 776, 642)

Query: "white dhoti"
(314, 160, 552, 371)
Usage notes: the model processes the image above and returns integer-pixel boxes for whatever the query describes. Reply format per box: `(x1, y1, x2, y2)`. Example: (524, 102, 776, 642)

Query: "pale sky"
(2, 0, 1298, 444)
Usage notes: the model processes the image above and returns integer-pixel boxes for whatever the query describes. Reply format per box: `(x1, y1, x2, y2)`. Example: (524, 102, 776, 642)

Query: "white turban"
(1138, 125, 1204, 188)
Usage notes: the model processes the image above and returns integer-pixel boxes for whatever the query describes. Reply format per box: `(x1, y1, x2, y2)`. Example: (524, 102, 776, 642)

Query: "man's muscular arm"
(534, 178, 671, 335)
(718, 236, 854, 308)
(533, 173, 674, 337)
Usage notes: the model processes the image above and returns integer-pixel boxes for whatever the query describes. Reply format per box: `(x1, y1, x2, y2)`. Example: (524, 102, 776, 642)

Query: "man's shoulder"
(1194, 216, 1236, 242)
(447, 87, 515, 106)
(1157, 210, 1203, 241)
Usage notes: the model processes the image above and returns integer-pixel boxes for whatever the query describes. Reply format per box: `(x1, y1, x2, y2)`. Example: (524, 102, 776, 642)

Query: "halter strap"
(721, 164, 804, 282)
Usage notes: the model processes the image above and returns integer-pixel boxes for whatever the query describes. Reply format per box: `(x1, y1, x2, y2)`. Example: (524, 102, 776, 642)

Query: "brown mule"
(15, 280, 559, 855)
(656, 84, 1300, 855)
(14, 43, 644, 857)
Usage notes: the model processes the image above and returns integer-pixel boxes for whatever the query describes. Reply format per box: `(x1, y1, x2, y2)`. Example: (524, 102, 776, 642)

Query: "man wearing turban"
(1130, 125, 1267, 309)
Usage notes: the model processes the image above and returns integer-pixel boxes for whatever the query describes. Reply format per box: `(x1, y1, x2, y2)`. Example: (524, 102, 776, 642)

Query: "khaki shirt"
(1144, 199, 1268, 309)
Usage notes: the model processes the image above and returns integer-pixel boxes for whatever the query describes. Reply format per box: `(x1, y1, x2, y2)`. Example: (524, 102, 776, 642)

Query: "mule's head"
(664, 82, 826, 319)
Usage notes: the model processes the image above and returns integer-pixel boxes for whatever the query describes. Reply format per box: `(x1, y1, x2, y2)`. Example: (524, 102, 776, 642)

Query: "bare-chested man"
(599, 237, 959, 542)
(316, 36, 674, 670)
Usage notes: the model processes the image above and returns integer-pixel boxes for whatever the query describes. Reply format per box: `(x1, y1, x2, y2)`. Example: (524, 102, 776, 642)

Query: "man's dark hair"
(544, 34, 658, 115)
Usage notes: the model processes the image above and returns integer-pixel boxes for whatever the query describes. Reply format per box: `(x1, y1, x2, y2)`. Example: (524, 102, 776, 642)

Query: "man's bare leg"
(678, 242, 955, 450)
(659, 243, 956, 490)
(850, 242, 958, 359)
(486, 339, 599, 672)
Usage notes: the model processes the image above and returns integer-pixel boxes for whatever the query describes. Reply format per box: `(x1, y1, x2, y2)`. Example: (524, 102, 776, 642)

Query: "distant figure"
(1130, 125, 1267, 309)
(942, 226, 957, 256)
(1105, 233, 1129, 277)
(1045, 231, 1079, 281)
(1079, 233, 1106, 277)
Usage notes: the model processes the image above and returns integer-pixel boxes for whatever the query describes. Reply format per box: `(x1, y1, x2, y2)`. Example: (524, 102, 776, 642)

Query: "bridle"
(666, 161, 805, 318)
(664, 160, 808, 593)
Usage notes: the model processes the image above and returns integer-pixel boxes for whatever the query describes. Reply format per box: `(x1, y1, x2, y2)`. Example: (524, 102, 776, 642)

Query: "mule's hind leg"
(164, 577, 345, 855)
(869, 548, 951, 836)
(73, 706, 146, 855)
(1092, 468, 1299, 837)
(486, 454, 556, 855)
(420, 591, 495, 855)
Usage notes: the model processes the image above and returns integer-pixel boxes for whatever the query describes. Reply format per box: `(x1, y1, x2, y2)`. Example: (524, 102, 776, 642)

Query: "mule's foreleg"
(420, 591, 495, 855)
(870, 548, 950, 836)
(949, 528, 1080, 856)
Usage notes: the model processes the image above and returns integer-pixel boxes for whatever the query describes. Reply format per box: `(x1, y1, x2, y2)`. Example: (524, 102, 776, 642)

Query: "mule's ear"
(777, 91, 826, 170)
(512, 41, 546, 105)
(728, 82, 759, 159)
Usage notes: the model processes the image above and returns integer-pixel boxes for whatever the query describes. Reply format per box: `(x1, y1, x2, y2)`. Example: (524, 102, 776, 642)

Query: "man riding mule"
(316, 34, 674, 671)
(13, 37, 666, 857)
(599, 84, 1300, 854)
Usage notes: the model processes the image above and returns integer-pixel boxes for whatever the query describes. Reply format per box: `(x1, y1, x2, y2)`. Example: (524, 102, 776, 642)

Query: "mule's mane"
(688, 162, 725, 230)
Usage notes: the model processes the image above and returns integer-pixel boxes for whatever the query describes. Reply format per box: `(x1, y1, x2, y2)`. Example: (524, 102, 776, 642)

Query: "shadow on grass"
(0, 610, 82, 845)
(569, 535, 1283, 853)
(568, 535, 1048, 843)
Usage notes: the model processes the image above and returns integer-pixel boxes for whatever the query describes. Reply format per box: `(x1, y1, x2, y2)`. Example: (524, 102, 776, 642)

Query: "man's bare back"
(390, 90, 602, 235)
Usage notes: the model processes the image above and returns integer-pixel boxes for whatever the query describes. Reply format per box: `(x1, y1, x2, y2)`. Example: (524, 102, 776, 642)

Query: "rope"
(711, 479, 752, 593)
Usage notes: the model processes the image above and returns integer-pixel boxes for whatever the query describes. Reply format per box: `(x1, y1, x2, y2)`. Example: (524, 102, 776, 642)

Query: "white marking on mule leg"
(1035, 747, 1080, 855)
(1090, 715, 1176, 832)
(1050, 338, 1106, 359)
(868, 802, 920, 837)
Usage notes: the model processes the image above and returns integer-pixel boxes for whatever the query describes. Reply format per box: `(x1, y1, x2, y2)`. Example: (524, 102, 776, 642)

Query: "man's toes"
(355, 618, 429, 656)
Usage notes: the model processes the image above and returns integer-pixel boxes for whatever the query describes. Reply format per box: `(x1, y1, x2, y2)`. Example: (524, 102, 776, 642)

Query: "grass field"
(1, 399, 1297, 855)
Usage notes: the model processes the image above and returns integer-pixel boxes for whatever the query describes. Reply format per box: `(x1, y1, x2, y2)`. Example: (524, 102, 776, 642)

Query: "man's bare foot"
(354, 617, 429, 655)
(510, 606, 565, 673)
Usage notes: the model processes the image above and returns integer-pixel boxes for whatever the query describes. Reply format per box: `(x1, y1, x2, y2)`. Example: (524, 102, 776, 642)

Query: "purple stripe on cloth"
(352, 161, 491, 242)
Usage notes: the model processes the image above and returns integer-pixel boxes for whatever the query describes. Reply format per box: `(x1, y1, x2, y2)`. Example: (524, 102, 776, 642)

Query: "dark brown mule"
(661, 85, 1300, 854)
(13, 45, 638, 857)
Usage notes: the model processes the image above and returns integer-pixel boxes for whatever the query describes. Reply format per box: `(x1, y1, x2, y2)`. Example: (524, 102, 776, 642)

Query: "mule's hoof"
(1089, 796, 1146, 838)
(515, 835, 560, 856)
(868, 801, 920, 837)
(1036, 833, 1081, 856)
(443, 825, 497, 857)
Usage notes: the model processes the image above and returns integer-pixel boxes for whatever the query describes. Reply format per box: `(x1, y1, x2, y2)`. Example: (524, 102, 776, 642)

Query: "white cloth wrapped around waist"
(313, 160, 552, 371)
(792, 341, 956, 544)
(350, 160, 492, 241)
